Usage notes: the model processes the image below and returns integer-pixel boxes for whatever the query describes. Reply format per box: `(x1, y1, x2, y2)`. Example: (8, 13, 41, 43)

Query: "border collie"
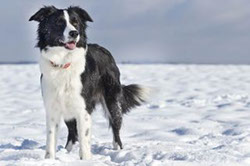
(29, 6, 148, 160)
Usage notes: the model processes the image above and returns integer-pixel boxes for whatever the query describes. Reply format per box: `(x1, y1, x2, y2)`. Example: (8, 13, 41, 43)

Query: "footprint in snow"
(148, 104, 159, 109)
(222, 129, 242, 136)
(169, 153, 188, 161)
(216, 103, 231, 109)
(170, 127, 192, 136)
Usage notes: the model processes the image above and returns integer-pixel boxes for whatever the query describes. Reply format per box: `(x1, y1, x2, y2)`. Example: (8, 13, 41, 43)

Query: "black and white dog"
(29, 6, 148, 160)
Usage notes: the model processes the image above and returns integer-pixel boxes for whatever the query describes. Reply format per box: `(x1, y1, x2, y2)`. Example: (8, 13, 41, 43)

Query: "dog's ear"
(29, 6, 57, 22)
(68, 6, 93, 23)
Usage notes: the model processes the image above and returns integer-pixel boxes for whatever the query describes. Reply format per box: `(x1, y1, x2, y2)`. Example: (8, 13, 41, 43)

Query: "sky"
(0, 0, 249, 64)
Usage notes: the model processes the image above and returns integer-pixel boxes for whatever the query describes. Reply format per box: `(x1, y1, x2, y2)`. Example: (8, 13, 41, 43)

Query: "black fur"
(29, 6, 57, 22)
(121, 84, 146, 114)
(76, 44, 145, 149)
(65, 119, 78, 149)
(30, 6, 146, 151)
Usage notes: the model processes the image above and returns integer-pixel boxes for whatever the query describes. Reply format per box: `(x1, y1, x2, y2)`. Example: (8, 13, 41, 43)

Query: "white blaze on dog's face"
(29, 6, 93, 64)
(63, 10, 80, 50)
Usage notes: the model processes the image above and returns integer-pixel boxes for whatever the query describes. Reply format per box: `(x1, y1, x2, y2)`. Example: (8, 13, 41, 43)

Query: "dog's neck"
(39, 46, 88, 77)
(40, 46, 88, 67)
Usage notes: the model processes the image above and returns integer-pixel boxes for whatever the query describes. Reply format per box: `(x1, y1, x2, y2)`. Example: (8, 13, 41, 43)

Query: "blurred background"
(0, 0, 249, 64)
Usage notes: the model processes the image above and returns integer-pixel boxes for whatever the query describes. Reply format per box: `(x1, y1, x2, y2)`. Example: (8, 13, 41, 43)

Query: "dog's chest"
(40, 53, 86, 119)
(53, 68, 82, 97)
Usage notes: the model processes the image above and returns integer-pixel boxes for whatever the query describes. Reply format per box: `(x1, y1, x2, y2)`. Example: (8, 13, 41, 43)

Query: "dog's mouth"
(59, 40, 77, 50)
(65, 41, 76, 50)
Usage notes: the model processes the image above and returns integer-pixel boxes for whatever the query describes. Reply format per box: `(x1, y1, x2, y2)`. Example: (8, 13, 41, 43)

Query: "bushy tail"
(120, 84, 150, 114)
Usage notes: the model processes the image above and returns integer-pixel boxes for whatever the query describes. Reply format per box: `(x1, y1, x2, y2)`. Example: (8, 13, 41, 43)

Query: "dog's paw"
(113, 141, 122, 150)
(79, 150, 92, 160)
(65, 140, 73, 152)
(45, 151, 55, 159)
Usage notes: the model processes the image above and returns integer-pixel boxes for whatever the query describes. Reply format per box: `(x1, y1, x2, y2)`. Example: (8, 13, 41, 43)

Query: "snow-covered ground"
(1, 64, 250, 166)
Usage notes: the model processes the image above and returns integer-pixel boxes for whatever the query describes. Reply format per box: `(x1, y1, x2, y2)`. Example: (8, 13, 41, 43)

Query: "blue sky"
(0, 0, 249, 64)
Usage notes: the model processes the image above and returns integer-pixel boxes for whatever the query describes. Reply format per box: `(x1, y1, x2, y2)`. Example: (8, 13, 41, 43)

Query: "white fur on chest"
(40, 47, 87, 120)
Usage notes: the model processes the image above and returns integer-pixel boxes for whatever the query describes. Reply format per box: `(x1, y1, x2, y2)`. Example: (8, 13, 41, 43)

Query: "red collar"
(50, 61, 71, 69)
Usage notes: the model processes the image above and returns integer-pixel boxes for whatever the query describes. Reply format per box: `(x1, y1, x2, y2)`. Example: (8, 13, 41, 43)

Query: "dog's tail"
(120, 84, 150, 114)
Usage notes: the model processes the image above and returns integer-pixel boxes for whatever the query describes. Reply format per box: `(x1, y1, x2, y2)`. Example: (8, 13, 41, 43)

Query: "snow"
(1, 64, 250, 166)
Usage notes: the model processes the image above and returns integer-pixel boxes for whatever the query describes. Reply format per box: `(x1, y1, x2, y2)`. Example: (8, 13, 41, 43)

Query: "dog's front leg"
(77, 112, 92, 160)
(45, 113, 61, 159)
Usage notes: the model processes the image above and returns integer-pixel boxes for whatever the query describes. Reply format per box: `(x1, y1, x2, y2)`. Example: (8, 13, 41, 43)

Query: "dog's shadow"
(0, 139, 39, 150)
(0, 139, 122, 162)
(91, 143, 113, 154)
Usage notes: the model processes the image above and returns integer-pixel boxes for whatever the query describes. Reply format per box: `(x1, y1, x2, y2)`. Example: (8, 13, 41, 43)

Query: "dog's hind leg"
(103, 95, 123, 150)
(109, 102, 123, 150)
(101, 72, 124, 150)
(65, 119, 78, 152)
(111, 117, 123, 150)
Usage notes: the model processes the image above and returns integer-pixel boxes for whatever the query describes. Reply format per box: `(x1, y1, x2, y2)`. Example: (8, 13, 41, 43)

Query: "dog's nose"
(69, 31, 79, 38)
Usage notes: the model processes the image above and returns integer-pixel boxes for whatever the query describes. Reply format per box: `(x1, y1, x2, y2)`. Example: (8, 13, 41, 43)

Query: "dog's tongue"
(65, 41, 76, 50)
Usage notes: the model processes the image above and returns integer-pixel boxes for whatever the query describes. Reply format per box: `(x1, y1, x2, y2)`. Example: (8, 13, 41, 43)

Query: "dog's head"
(29, 6, 93, 51)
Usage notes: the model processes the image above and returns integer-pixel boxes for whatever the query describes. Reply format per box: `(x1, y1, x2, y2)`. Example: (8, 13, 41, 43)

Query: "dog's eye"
(71, 18, 78, 27)
(72, 22, 78, 27)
